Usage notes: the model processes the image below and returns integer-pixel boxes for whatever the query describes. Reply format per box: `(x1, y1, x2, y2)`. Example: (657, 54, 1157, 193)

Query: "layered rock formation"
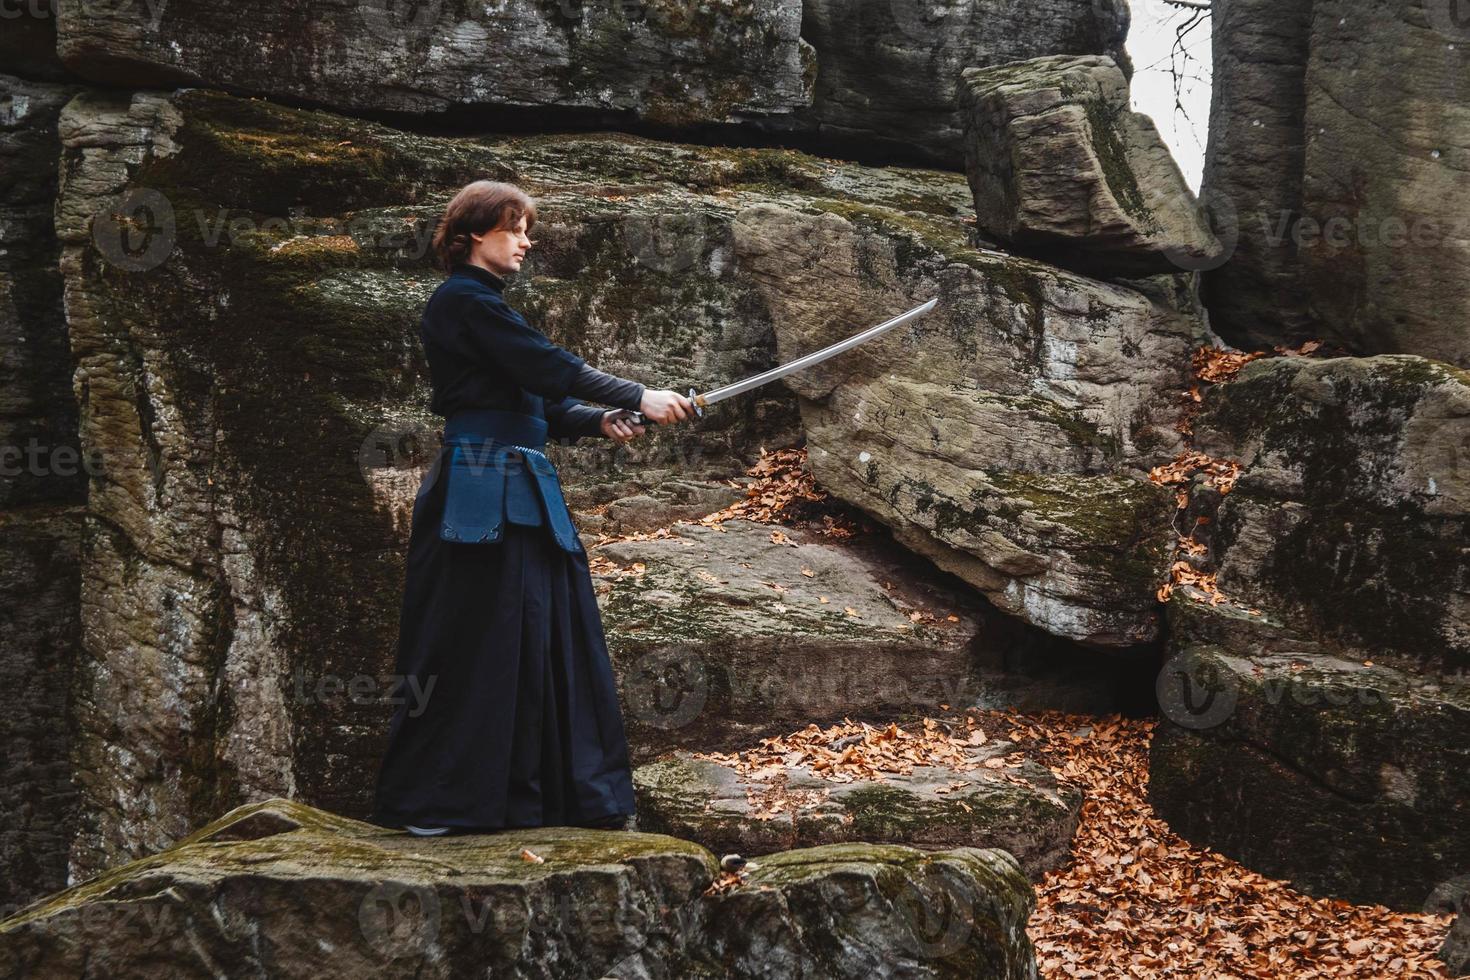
(0, 798, 1041, 979)
(1202, 0, 1470, 368)
(54, 0, 817, 126)
(740, 200, 1203, 647)
(0, 72, 87, 911)
(46, 0, 1129, 168)
(769, 0, 1131, 166)
(959, 55, 1222, 276)
(1150, 355, 1470, 909)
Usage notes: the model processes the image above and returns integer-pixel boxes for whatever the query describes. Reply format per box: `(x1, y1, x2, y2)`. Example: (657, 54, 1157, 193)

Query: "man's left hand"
(601, 410, 646, 444)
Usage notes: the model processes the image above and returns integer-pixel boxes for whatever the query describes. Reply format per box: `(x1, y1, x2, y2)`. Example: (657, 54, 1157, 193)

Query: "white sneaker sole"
(405, 825, 451, 837)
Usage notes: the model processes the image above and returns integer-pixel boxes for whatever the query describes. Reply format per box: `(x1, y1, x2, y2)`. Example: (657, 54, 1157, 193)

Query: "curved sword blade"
(699, 297, 938, 407)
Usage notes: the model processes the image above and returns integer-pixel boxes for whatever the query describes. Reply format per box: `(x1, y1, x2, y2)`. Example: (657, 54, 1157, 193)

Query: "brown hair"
(431, 180, 538, 273)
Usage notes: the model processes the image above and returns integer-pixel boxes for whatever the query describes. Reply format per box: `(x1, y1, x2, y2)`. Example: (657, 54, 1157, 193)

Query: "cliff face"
(1202, 0, 1470, 369)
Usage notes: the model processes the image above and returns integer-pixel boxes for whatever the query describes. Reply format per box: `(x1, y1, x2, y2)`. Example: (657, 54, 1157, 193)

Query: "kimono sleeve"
(462, 294, 586, 401)
(544, 396, 607, 445)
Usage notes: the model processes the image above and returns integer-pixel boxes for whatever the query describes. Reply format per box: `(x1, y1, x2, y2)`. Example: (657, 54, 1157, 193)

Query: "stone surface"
(634, 743, 1081, 878)
(1202, 0, 1470, 368)
(1149, 353, 1470, 909)
(0, 798, 1040, 980)
(54, 0, 814, 127)
(1150, 626, 1470, 910)
(759, 0, 1130, 168)
(1191, 354, 1470, 672)
(1198, 0, 1315, 352)
(1442, 887, 1470, 976)
(595, 519, 991, 759)
(733, 201, 1205, 646)
(46, 0, 1127, 170)
(959, 55, 1222, 276)
(0, 73, 86, 914)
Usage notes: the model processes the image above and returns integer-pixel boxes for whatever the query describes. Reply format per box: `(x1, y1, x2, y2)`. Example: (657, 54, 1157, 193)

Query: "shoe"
(405, 824, 451, 837)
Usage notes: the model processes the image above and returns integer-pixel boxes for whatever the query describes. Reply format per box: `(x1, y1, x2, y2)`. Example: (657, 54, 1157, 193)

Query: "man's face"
(470, 213, 531, 277)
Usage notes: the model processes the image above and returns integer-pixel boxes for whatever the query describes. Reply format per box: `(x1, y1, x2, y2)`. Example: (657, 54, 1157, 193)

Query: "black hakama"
(368, 259, 641, 831)
(369, 448, 636, 830)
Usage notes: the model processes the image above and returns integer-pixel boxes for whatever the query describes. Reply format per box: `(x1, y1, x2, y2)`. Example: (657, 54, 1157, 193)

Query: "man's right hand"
(639, 389, 698, 425)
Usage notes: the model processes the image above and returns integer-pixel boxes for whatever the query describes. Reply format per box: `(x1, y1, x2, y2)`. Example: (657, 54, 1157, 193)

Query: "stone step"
(0, 798, 1039, 980)
(634, 735, 1081, 880)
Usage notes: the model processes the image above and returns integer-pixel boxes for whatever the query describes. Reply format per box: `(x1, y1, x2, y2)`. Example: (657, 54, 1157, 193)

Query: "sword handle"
(614, 388, 704, 427)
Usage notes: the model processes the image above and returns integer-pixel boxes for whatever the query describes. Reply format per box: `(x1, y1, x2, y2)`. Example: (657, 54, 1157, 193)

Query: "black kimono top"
(421, 262, 645, 444)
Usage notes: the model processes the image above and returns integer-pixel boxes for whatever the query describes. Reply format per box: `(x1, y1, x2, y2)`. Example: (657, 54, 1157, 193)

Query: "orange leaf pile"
(696, 447, 871, 538)
(1148, 450, 1242, 495)
(1191, 344, 1274, 384)
(693, 716, 1001, 785)
(998, 711, 1455, 979)
(1148, 444, 1249, 609)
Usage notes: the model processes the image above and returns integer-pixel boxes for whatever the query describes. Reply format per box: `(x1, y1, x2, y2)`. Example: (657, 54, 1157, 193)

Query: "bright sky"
(1125, 0, 1213, 191)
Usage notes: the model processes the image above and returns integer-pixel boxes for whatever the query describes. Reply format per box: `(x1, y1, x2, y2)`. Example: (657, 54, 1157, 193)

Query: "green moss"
(1201, 356, 1470, 668)
(1082, 96, 1155, 229)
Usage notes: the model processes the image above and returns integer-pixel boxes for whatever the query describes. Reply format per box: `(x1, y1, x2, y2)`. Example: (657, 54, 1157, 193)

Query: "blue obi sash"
(439, 409, 583, 554)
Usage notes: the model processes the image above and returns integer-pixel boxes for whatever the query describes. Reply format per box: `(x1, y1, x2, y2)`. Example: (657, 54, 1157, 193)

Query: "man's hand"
(600, 410, 646, 444)
(639, 389, 697, 425)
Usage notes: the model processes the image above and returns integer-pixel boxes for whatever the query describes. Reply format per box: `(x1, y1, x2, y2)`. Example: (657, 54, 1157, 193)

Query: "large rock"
(596, 519, 991, 759)
(0, 798, 1040, 980)
(1202, 0, 1470, 368)
(733, 202, 1204, 646)
(958, 55, 1222, 276)
(1198, 0, 1315, 350)
(1150, 620, 1470, 910)
(1192, 354, 1470, 671)
(634, 740, 1081, 878)
(1150, 353, 1470, 909)
(762, 0, 1130, 168)
(54, 0, 815, 127)
(47, 0, 1129, 170)
(0, 73, 86, 912)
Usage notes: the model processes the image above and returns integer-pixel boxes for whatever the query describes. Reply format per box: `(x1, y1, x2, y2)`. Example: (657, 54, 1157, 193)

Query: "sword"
(610, 298, 938, 426)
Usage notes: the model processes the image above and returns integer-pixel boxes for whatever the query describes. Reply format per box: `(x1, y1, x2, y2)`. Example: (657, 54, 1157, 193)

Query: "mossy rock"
(0, 798, 1039, 979)
(634, 743, 1081, 879)
(1150, 644, 1470, 909)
